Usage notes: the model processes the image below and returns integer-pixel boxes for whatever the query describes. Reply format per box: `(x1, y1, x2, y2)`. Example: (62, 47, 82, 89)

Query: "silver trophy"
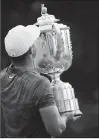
(34, 4, 82, 114)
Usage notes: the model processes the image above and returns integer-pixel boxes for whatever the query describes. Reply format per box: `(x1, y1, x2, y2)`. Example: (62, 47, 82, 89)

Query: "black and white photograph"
(0, 0, 99, 138)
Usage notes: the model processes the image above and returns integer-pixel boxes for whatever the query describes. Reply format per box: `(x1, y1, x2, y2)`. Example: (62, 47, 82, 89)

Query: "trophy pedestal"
(49, 72, 80, 113)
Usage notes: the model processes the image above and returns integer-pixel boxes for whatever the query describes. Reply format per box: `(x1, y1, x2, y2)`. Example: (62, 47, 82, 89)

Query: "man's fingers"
(64, 111, 75, 121)
(63, 110, 82, 121)
(74, 110, 83, 116)
(72, 116, 81, 121)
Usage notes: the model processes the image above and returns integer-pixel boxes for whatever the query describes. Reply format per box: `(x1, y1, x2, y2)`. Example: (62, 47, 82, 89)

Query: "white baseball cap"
(4, 25, 40, 57)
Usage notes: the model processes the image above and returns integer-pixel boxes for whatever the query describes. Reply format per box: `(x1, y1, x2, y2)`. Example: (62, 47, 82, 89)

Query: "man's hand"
(61, 110, 82, 122)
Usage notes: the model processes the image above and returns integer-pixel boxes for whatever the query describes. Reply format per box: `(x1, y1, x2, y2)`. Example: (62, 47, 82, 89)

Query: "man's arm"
(35, 78, 67, 137)
(36, 77, 82, 137)
(39, 105, 67, 137)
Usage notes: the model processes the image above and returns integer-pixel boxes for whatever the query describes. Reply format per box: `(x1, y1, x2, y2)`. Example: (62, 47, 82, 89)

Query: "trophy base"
(49, 72, 80, 113)
(56, 98, 79, 113)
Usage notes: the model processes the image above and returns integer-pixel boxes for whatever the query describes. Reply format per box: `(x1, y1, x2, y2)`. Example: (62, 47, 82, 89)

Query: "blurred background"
(1, 0, 99, 137)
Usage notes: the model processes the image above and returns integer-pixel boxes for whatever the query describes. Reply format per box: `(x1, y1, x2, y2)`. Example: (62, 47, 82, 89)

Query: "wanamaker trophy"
(33, 4, 82, 115)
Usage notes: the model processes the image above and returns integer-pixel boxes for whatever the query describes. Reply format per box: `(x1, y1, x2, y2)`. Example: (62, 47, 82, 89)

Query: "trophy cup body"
(34, 4, 81, 114)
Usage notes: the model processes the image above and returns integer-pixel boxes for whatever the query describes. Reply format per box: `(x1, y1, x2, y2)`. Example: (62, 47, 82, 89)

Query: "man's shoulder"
(20, 71, 50, 87)
(31, 72, 50, 84)
(0, 68, 7, 79)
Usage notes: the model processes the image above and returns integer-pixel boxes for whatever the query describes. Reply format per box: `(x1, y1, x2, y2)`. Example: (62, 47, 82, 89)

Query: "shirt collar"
(8, 63, 39, 75)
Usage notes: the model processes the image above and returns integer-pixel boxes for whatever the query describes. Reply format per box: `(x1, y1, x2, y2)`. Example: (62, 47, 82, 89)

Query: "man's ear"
(30, 45, 36, 58)
(28, 47, 32, 54)
(29, 46, 33, 54)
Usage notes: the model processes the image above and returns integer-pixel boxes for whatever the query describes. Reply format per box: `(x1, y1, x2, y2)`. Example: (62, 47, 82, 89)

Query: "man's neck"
(12, 61, 35, 73)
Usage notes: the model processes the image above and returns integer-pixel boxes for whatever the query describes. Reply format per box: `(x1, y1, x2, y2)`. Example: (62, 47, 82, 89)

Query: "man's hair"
(9, 50, 30, 64)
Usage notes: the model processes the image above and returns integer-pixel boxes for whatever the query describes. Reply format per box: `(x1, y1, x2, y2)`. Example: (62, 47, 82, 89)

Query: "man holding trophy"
(0, 4, 82, 138)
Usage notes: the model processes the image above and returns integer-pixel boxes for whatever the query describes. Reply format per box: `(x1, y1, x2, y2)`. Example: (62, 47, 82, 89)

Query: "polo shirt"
(0, 64, 56, 137)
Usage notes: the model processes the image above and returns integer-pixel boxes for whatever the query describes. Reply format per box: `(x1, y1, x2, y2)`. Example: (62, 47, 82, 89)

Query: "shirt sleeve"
(36, 77, 56, 109)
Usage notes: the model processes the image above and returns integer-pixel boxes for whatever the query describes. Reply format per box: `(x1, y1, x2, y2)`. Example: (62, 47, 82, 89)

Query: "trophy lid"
(36, 4, 60, 26)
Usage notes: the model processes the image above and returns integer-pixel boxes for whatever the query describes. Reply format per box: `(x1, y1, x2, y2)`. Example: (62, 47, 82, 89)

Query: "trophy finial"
(36, 4, 59, 26)
(41, 4, 47, 15)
